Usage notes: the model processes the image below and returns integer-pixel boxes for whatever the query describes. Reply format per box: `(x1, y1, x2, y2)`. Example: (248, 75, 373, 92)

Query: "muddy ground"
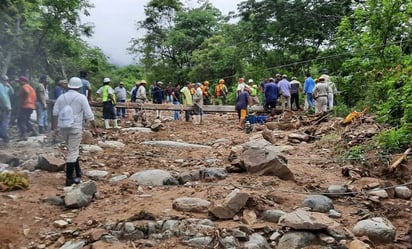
(0, 109, 411, 249)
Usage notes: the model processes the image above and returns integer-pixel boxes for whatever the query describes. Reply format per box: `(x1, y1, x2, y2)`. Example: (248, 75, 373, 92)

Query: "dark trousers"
(116, 99, 126, 118)
(264, 100, 277, 115)
(17, 108, 34, 137)
(184, 110, 191, 122)
(291, 93, 300, 110)
(103, 101, 116, 119)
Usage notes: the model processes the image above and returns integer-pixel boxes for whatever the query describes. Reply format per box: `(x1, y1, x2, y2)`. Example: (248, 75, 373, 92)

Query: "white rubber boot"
(104, 119, 112, 129)
(113, 119, 121, 129)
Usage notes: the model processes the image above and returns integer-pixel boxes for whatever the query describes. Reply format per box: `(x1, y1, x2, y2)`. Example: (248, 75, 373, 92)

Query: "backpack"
(58, 94, 78, 128)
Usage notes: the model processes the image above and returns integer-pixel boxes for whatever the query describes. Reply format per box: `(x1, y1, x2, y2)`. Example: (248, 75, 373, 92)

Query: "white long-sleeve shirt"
(53, 89, 94, 129)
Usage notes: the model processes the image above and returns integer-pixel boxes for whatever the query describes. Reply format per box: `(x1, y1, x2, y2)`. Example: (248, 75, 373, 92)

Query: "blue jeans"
(306, 93, 314, 108)
(173, 101, 180, 120)
(36, 101, 48, 127)
(116, 99, 126, 118)
(0, 109, 10, 142)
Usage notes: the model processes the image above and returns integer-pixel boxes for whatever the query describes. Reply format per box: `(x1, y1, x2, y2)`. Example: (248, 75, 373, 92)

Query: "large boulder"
(352, 217, 396, 243)
(229, 139, 294, 180)
(37, 155, 65, 172)
(209, 189, 250, 219)
(64, 181, 97, 208)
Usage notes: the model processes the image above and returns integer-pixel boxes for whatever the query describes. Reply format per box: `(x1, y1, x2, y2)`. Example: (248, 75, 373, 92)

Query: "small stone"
(369, 189, 388, 199)
(395, 186, 412, 199)
(328, 209, 342, 218)
(53, 220, 68, 228)
(124, 222, 135, 233)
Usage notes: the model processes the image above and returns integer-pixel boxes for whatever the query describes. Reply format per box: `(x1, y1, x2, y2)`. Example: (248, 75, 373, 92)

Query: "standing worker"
(52, 77, 98, 186)
(96, 77, 119, 129)
(0, 75, 13, 143)
(180, 82, 193, 122)
(114, 81, 127, 119)
(215, 79, 228, 105)
(312, 76, 329, 114)
(192, 83, 203, 124)
(290, 77, 302, 110)
(17, 76, 37, 141)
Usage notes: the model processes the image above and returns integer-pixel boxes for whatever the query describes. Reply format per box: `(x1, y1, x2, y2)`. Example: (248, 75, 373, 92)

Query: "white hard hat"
(68, 77, 82, 89)
(248, 79, 253, 83)
(103, 77, 111, 83)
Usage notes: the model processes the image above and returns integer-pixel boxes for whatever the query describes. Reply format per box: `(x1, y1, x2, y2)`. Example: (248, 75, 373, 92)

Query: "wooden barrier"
(88, 101, 267, 113)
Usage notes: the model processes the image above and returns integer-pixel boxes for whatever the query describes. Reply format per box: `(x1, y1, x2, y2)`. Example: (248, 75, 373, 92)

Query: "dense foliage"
(1, 0, 410, 153)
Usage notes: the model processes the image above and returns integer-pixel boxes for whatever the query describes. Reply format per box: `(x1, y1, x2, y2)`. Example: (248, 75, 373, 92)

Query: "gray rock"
(122, 127, 153, 133)
(352, 217, 396, 243)
(328, 209, 342, 218)
(288, 133, 309, 142)
(130, 169, 173, 186)
(122, 229, 144, 240)
(0, 163, 9, 172)
(243, 233, 271, 249)
(20, 158, 38, 171)
(86, 170, 109, 180)
(162, 176, 179, 185)
(124, 222, 135, 233)
(101, 235, 119, 243)
(141, 140, 211, 149)
(37, 155, 65, 172)
(46, 196, 65, 206)
(277, 231, 318, 249)
(109, 175, 128, 183)
(394, 186, 412, 199)
(178, 170, 201, 184)
(183, 236, 213, 248)
(15, 135, 47, 147)
(261, 209, 286, 223)
(303, 195, 334, 213)
(200, 168, 227, 180)
(221, 236, 238, 249)
(98, 140, 125, 149)
(279, 209, 330, 230)
(209, 189, 250, 219)
(237, 139, 294, 180)
(59, 240, 86, 249)
(327, 185, 349, 198)
(162, 220, 180, 235)
(172, 197, 211, 213)
(81, 144, 103, 153)
(369, 189, 389, 199)
(64, 181, 97, 208)
(0, 151, 16, 164)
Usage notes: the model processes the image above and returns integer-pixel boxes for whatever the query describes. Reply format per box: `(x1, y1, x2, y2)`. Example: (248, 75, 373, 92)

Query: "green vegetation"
(1, 0, 410, 153)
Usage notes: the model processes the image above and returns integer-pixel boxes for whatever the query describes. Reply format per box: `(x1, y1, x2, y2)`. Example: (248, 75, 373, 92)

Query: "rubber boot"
(38, 126, 44, 134)
(65, 162, 75, 186)
(113, 119, 120, 129)
(74, 157, 82, 184)
(104, 119, 112, 129)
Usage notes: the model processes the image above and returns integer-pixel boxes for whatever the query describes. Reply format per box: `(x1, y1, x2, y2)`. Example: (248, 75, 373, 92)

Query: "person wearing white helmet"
(96, 77, 119, 129)
(52, 77, 98, 186)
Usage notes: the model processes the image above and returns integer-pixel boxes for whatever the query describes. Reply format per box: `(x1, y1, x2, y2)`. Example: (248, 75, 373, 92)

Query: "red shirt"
(20, 83, 36, 109)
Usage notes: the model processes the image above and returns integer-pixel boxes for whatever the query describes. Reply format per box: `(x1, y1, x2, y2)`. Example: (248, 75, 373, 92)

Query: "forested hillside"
(1, 0, 411, 153)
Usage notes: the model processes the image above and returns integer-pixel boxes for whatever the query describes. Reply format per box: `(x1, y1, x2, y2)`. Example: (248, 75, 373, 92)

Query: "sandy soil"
(0, 111, 411, 249)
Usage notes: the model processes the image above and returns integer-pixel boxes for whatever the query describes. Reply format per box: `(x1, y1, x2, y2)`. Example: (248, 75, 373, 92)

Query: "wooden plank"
(88, 101, 267, 113)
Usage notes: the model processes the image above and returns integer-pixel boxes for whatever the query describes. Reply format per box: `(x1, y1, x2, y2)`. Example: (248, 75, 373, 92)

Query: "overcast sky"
(81, 0, 242, 66)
